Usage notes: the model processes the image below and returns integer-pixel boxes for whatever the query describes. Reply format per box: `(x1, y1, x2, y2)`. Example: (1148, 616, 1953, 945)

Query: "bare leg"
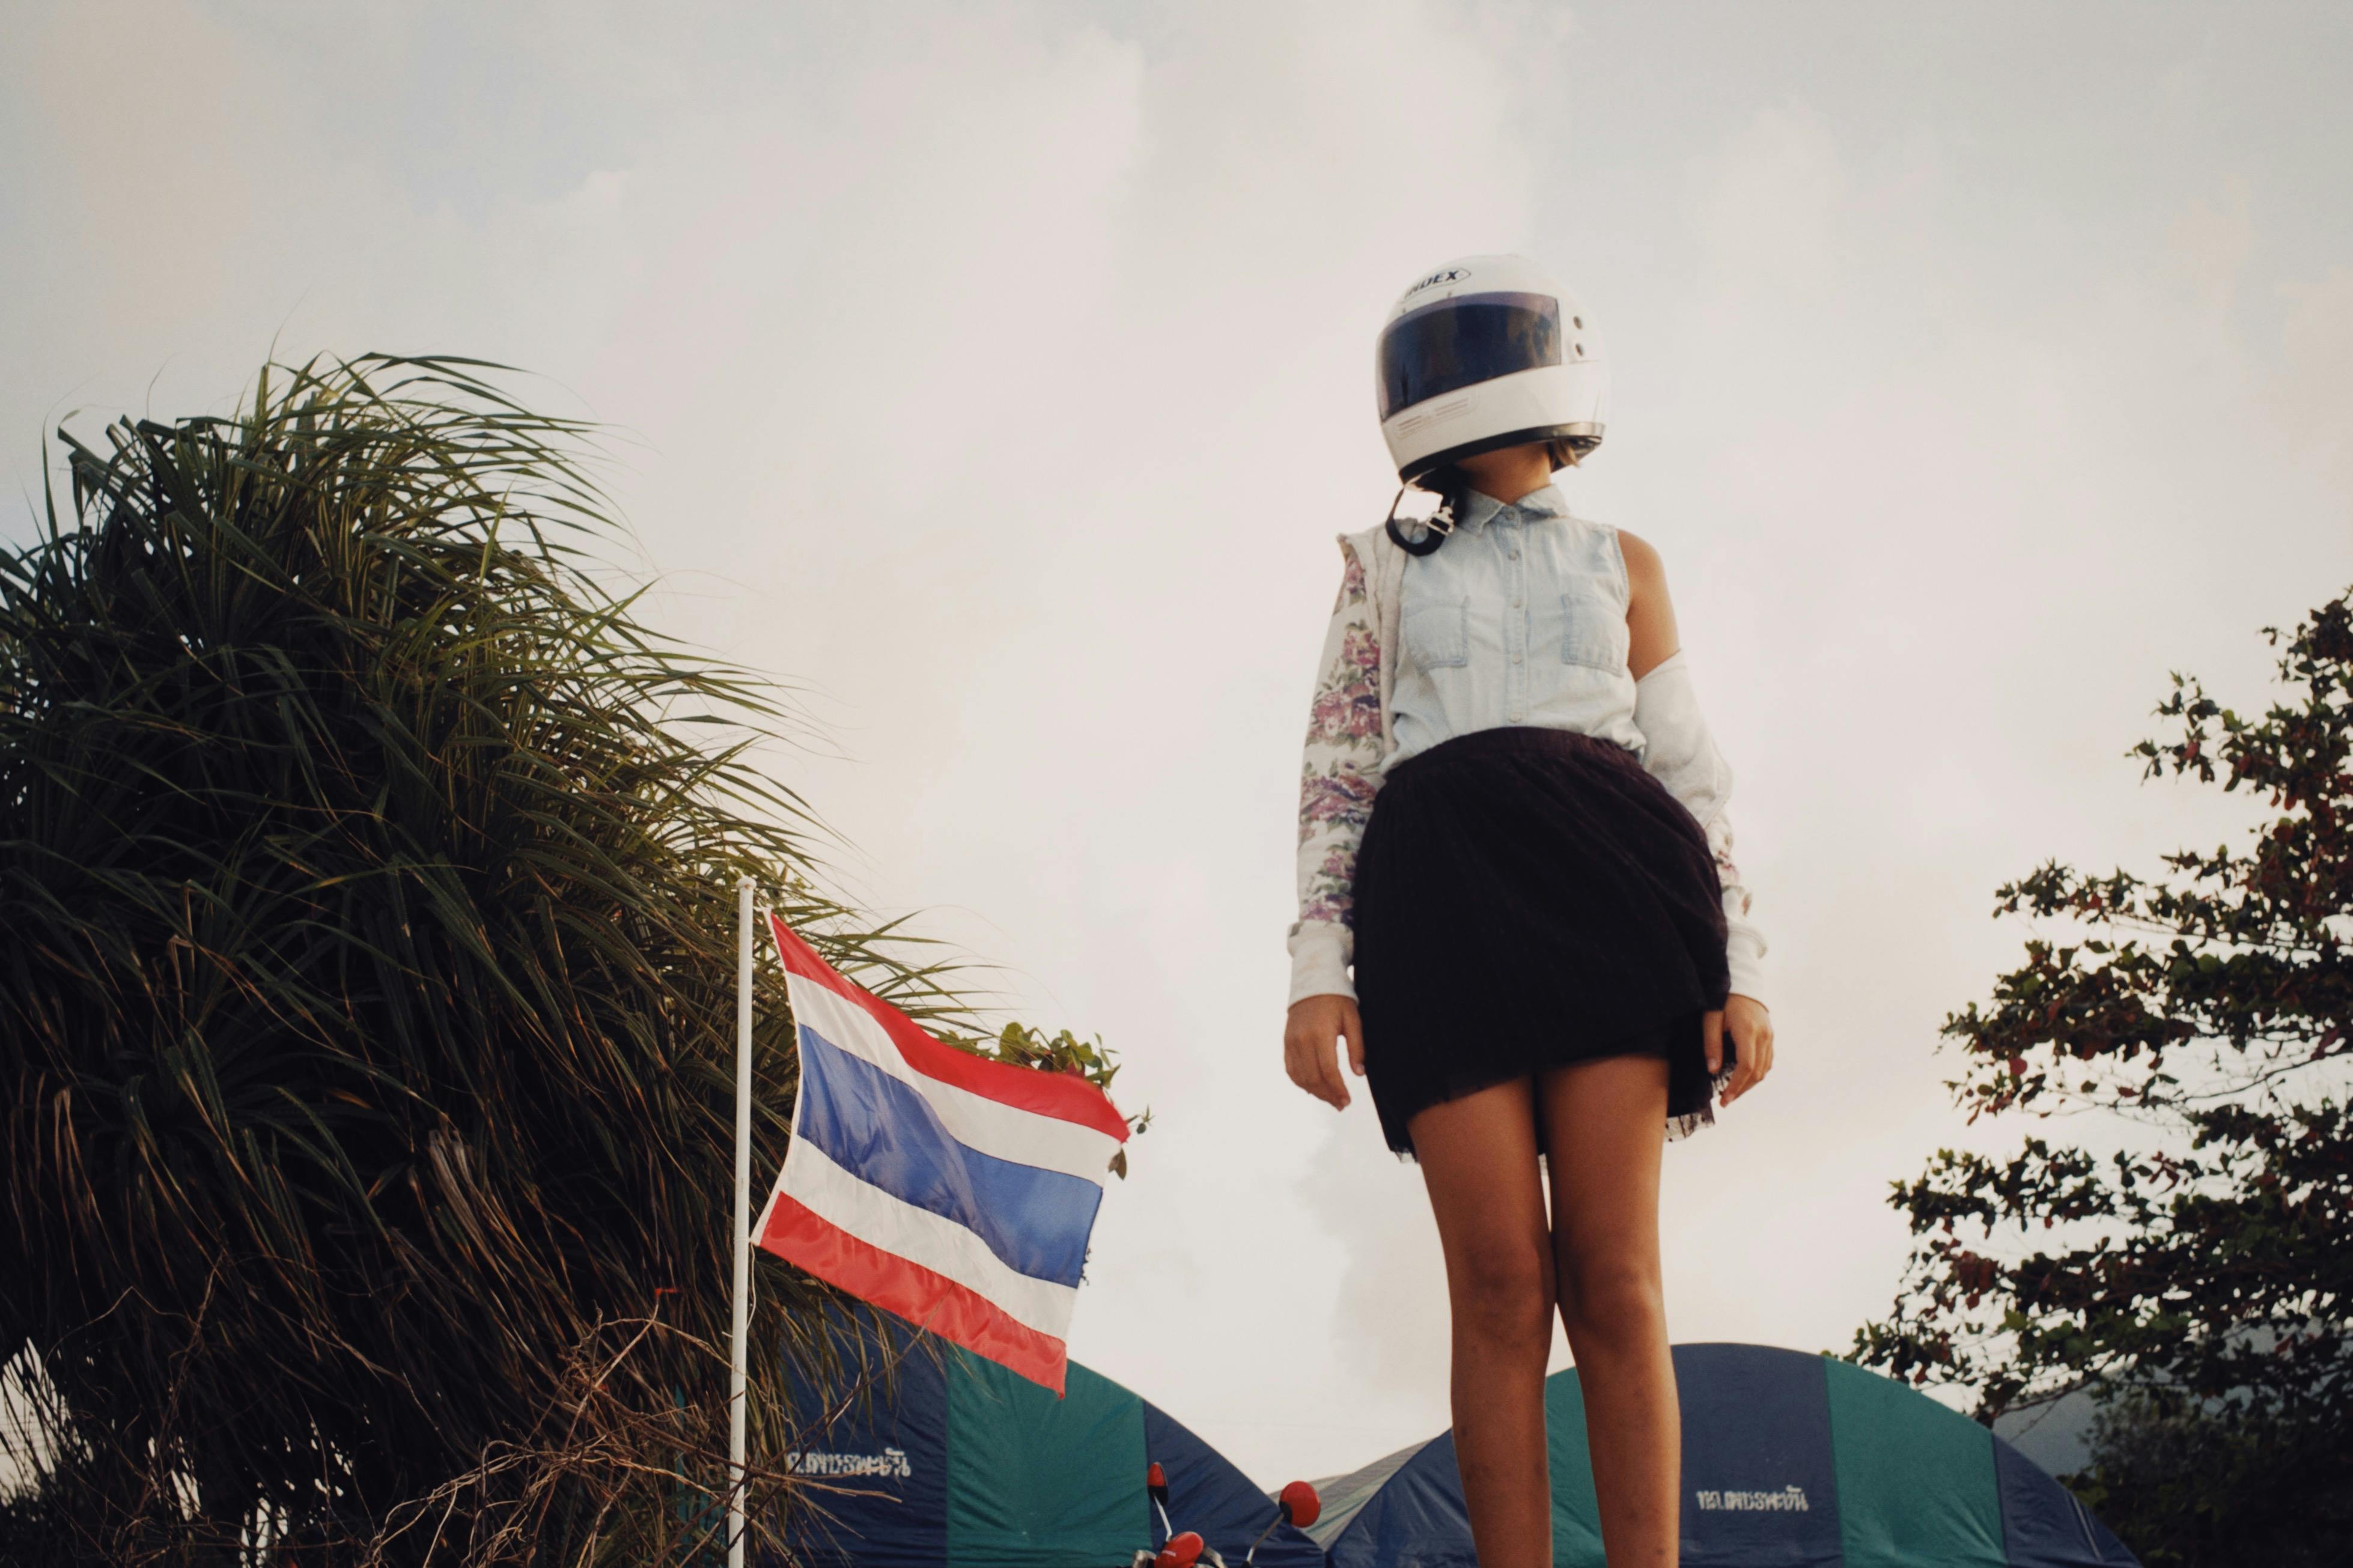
(1538, 1056, 1678, 1568)
(1410, 1080, 1556, 1568)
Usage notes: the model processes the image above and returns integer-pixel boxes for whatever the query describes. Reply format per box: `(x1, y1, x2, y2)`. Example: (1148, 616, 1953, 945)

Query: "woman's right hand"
(1285, 994, 1365, 1110)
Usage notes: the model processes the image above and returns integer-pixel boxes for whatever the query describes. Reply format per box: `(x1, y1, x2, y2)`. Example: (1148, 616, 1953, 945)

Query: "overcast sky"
(7, 0, 2352, 1485)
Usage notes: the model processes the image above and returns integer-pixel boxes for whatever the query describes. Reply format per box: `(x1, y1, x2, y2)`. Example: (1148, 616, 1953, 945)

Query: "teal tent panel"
(1542, 1370, 1607, 1567)
(945, 1349, 1147, 1567)
(1824, 1358, 2004, 1567)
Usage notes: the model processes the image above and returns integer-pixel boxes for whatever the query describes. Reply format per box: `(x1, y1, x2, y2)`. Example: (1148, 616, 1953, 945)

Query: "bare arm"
(1618, 529, 1777, 1105)
(1618, 528, 1679, 681)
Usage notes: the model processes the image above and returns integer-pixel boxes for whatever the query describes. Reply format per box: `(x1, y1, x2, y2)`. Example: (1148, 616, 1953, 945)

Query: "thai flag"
(753, 915, 1130, 1395)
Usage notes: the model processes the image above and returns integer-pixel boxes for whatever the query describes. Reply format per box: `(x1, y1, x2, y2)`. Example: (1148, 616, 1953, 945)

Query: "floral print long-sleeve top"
(1297, 544, 1384, 930)
(1287, 532, 1392, 1006)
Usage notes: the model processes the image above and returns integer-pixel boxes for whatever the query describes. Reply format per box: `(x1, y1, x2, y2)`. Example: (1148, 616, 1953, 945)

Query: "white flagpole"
(728, 875, 754, 1568)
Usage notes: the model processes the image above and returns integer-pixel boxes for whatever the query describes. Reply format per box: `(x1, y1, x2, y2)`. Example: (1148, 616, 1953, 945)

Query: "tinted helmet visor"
(1377, 291, 1564, 419)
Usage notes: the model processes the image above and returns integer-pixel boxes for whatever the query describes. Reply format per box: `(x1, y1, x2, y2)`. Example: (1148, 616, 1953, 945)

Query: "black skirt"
(1353, 725, 1732, 1158)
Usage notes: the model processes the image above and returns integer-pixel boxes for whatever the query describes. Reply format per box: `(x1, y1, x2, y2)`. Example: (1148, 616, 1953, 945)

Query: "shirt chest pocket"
(1401, 597, 1471, 673)
(1557, 582, 1628, 670)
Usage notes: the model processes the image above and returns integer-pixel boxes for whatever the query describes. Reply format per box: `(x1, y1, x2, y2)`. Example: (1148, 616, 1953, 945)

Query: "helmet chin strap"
(1384, 485, 1457, 556)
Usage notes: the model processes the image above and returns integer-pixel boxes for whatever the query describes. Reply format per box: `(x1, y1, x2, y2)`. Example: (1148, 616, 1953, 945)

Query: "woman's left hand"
(1705, 995, 1774, 1107)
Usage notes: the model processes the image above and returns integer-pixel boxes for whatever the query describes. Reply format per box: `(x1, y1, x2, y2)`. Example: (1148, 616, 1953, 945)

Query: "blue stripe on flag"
(795, 1024, 1103, 1287)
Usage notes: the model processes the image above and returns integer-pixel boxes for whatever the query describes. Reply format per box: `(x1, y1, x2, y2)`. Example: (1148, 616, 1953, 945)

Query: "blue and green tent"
(1313, 1343, 2137, 1567)
(773, 1313, 1321, 1568)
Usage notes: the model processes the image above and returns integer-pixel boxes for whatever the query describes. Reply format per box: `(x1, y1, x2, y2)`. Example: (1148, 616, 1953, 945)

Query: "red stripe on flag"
(767, 913, 1128, 1141)
(756, 1192, 1068, 1396)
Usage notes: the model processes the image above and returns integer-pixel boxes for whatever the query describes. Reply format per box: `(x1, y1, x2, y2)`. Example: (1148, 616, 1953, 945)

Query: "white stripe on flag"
(785, 977, 1121, 1185)
(778, 1135, 1079, 1340)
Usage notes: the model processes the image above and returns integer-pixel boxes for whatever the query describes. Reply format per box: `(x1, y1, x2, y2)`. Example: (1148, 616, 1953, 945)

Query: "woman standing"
(1283, 255, 1774, 1568)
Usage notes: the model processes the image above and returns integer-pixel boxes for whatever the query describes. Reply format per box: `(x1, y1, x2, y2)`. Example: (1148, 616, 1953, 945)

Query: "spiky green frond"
(0, 355, 974, 1562)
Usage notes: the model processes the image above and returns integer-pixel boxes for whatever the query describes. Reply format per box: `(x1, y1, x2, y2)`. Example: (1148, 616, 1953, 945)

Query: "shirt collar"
(1454, 482, 1568, 535)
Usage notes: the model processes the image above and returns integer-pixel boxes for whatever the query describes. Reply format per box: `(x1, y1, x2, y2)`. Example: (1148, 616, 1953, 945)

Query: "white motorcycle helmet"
(1376, 254, 1609, 489)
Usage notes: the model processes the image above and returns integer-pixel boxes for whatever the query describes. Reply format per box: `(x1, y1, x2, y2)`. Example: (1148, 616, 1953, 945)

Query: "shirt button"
(1509, 550, 1521, 561)
(1511, 651, 1524, 664)
(1511, 597, 1523, 608)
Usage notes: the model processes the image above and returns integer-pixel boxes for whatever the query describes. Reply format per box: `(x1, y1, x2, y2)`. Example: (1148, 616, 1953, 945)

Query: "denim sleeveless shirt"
(1387, 483, 1645, 768)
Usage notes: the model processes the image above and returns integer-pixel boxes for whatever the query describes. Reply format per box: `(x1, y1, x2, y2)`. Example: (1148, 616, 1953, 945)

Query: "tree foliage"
(945, 1024, 1150, 1178)
(1854, 591, 2353, 1564)
(0, 356, 1036, 1562)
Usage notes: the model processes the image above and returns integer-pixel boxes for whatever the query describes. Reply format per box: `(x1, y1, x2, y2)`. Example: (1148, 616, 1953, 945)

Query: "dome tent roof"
(1318, 1344, 2138, 1568)
(773, 1310, 1320, 1568)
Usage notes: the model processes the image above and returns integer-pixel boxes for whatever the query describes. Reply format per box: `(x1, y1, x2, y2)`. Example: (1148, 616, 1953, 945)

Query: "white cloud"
(1687, 103, 1849, 299)
(2275, 265, 2353, 483)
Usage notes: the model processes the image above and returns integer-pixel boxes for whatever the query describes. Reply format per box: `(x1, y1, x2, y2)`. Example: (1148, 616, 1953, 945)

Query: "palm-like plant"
(0, 356, 981, 1563)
